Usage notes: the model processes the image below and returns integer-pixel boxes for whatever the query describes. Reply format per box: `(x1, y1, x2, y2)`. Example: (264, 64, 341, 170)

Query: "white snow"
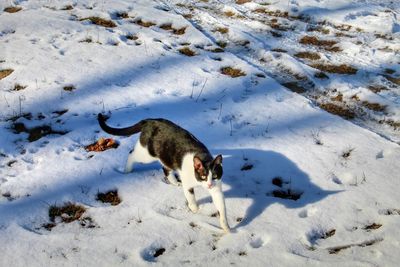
(1, 0, 400, 266)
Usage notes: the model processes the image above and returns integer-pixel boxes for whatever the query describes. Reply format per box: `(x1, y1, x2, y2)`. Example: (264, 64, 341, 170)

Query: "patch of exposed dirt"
(311, 63, 357, 74)
(178, 47, 196, 56)
(319, 103, 355, 119)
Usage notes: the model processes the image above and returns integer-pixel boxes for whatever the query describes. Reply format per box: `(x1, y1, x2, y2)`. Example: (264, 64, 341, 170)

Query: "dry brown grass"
(80, 17, 116, 28)
(126, 34, 138, 41)
(96, 190, 121, 206)
(172, 27, 187, 35)
(159, 23, 173, 30)
(12, 122, 67, 142)
(11, 84, 27, 91)
(299, 36, 341, 51)
(361, 101, 386, 112)
(379, 119, 400, 129)
(224, 11, 236, 17)
(319, 103, 355, 119)
(254, 8, 289, 18)
(115, 11, 129, 19)
(63, 85, 76, 91)
(61, 5, 74, 10)
(236, 0, 252, 4)
(283, 82, 306, 94)
(307, 25, 330, 34)
(178, 47, 196, 57)
(49, 202, 86, 223)
(294, 51, 321, 60)
(4, 6, 22, 13)
(314, 72, 329, 79)
(216, 40, 227, 48)
(134, 18, 156, 27)
(214, 27, 229, 34)
(368, 85, 388, 94)
(0, 69, 14, 80)
(220, 67, 246, 78)
(311, 63, 357, 75)
(385, 75, 400, 85)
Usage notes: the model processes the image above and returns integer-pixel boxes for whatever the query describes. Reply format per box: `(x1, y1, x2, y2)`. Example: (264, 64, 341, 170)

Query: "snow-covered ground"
(1, 0, 400, 266)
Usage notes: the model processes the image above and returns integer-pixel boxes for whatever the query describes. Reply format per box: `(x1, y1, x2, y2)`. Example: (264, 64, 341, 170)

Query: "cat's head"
(194, 155, 223, 188)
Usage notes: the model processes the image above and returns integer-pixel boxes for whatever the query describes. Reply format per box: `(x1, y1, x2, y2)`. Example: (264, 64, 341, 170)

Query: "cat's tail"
(97, 113, 143, 136)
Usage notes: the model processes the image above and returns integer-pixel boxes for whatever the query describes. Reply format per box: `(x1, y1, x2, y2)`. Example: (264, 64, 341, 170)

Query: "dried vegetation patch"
(220, 67, 246, 78)
(319, 103, 355, 119)
(300, 36, 341, 52)
(0, 69, 14, 80)
(12, 122, 68, 142)
(96, 190, 121, 206)
(134, 18, 156, 27)
(294, 51, 321, 60)
(4, 6, 22, 13)
(311, 63, 357, 75)
(49, 202, 86, 223)
(178, 47, 196, 57)
(80, 17, 116, 28)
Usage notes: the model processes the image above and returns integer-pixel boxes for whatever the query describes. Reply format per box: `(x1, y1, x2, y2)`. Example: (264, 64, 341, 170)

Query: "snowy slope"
(1, 0, 400, 266)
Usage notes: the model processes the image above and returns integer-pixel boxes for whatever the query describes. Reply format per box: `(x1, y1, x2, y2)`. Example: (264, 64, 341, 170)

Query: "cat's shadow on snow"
(196, 148, 339, 229)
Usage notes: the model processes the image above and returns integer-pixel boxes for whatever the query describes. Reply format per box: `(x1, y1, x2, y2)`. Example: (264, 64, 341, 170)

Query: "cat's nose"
(207, 183, 213, 189)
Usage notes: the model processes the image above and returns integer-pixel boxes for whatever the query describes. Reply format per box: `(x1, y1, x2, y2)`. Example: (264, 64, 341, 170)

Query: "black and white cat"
(98, 114, 230, 233)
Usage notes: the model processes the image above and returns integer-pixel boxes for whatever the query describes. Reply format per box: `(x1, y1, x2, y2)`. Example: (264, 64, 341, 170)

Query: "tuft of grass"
(220, 67, 246, 78)
(115, 11, 129, 19)
(236, 0, 252, 4)
(379, 119, 400, 129)
(0, 69, 14, 80)
(159, 23, 173, 30)
(172, 27, 187, 35)
(385, 75, 400, 85)
(126, 34, 138, 41)
(361, 101, 386, 112)
(216, 40, 227, 48)
(134, 18, 156, 27)
(294, 51, 321, 60)
(363, 223, 382, 231)
(63, 85, 76, 91)
(282, 82, 307, 94)
(342, 147, 355, 159)
(214, 27, 229, 34)
(299, 36, 340, 51)
(49, 202, 86, 223)
(12, 122, 68, 142)
(224, 11, 236, 17)
(314, 72, 329, 79)
(4, 6, 22, 13)
(11, 84, 27, 91)
(178, 47, 196, 57)
(60, 5, 74, 10)
(368, 85, 388, 94)
(319, 103, 355, 119)
(80, 17, 116, 28)
(311, 63, 357, 75)
(96, 190, 121, 206)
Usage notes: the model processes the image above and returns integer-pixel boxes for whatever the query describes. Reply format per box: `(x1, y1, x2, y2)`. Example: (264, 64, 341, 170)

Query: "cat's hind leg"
(125, 140, 157, 173)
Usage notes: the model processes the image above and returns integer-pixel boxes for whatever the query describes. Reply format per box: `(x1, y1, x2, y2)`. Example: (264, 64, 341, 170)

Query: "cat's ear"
(193, 156, 203, 171)
(213, 154, 223, 165)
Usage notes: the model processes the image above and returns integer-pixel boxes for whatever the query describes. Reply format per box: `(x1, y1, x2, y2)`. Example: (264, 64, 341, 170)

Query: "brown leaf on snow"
(85, 137, 119, 152)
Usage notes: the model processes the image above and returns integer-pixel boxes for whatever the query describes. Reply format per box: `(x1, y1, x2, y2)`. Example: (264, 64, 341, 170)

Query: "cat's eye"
(201, 175, 207, 180)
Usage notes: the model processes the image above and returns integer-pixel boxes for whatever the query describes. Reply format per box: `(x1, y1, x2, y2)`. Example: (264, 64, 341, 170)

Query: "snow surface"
(1, 0, 400, 266)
